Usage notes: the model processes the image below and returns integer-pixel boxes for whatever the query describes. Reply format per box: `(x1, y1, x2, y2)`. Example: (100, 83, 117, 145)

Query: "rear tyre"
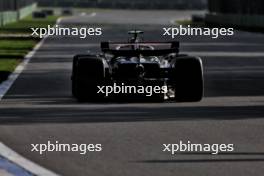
(150, 93, 165, 102)
(72, 55, 106, 102)
(71, 55, 79, 97)
(171, 56, 204, 102)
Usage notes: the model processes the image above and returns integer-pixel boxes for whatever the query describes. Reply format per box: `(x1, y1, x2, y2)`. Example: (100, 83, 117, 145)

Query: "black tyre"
(72, 55, 106, 102)
(71, 55, 79, 97)
(150, 92, 165, 102)
(171, 56, 204, 102)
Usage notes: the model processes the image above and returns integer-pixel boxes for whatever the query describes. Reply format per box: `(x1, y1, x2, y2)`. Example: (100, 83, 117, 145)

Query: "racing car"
(71, 30, 204, 102)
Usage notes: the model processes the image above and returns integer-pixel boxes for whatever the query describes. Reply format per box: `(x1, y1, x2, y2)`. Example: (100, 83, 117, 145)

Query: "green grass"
(0, 38, 37, 82)
(0, 59, 21, 83)
(0, 39, 37, 50)
(0, 59, 21, 72)
(0, 15, 59, 82)
(0, 39, 37, 74)
(0, 15, 60, 34)
(0, 39, 37, 60)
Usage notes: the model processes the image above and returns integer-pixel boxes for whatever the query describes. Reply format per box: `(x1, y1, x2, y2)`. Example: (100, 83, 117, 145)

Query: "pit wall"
(0, 3, 37, 26)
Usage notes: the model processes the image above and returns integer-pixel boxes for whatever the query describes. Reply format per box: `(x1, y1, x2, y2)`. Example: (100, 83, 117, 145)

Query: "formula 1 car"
(71, 31, 203, 102)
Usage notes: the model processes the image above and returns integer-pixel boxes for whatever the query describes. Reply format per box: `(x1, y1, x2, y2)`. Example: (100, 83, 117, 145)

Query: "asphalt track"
(1, 10, 264, 176)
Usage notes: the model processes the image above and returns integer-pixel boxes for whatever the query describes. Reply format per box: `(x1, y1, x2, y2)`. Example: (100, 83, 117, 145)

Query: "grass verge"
(0, 15, 59, 34)
(0, 59, 22, 83)
(0, 14, 59, 84)
(0, 59, 21, 72)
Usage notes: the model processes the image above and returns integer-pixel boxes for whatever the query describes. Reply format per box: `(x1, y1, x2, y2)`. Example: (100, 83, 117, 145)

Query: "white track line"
(0, 38, 45, 100)
(80, 12, 86, 16)
(89, 12, 97, 17)
(0, 18, 61, 100)
(0, 142, 59, 176)
(79, 12, 96, 17)
(0, 18, 61, 176)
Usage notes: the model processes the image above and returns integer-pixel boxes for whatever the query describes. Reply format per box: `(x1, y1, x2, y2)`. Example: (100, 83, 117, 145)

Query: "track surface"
(1, 10, 264, 176)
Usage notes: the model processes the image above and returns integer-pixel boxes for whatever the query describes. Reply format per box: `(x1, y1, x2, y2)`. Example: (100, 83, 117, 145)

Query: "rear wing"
(101, 41, 179, 56)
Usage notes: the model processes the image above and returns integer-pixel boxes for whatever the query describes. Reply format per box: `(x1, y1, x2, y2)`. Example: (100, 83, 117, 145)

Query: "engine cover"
(113, 61, 160, 79)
